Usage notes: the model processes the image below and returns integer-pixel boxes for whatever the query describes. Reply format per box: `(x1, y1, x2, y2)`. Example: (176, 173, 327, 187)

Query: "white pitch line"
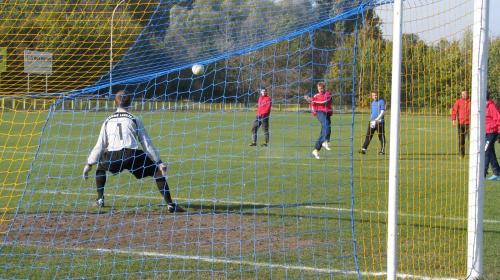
(305, 205, 500, 224)
(4, 188, 500, 224)
(0, 242, 459, 280)
(0, 150, 340, 166)
(97, 248, 363, 276)
(102, 248, 458, 280)
(0, 149, 475, 172)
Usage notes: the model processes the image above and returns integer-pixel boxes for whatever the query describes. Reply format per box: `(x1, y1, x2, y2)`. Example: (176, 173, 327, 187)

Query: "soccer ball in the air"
(192, 64, 205, 76)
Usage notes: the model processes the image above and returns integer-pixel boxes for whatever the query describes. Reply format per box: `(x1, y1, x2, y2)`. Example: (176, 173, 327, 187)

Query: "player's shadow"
(178, 202, 500, 236)
(182, 202, 273, 214)
(183, 201, 353, 217)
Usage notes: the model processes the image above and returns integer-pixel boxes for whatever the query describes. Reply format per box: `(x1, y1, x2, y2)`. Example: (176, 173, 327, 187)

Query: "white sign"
(0, 47, 6, 72)
(24, 50, 52, 74)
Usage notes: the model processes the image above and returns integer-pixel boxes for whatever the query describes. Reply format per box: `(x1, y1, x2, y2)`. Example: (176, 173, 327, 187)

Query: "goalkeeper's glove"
(159, 162, 168, 177)
(83, 164, 92, 180)
(370, 120, 377, 129)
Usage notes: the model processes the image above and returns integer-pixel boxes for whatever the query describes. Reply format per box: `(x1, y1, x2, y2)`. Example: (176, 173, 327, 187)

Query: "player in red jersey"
(451, 89, 471, 158)
(249, 88, 272, 147)
(304, 82, 333, 159)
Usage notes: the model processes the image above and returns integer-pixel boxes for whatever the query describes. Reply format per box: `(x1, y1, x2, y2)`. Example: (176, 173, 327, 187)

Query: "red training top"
(451, 97, 471, 125)
(486, 99, 500, 134)
(310, 91, 333, 116)
(256, 95, 272, 118)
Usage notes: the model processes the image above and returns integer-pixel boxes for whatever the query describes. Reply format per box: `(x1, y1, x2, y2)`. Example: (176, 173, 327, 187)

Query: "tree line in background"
(0, 0, 497, 111)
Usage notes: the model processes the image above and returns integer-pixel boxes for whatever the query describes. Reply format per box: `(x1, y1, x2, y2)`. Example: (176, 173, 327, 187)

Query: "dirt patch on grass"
(0, 206, 315, 256)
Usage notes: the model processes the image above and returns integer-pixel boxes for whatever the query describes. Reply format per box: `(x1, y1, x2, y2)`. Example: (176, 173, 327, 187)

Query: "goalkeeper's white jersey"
(87, 108, 161, 165)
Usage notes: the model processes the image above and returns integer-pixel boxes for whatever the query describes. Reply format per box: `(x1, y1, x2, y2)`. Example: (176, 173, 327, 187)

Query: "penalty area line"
(0, 241, 457, 279)
(4, 187, 500, 224)
(88, 248, 457, 280)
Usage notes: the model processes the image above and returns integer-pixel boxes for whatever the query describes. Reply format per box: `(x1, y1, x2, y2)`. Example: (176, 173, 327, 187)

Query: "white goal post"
(387, 0, 490, 279)
(467, 0, 489, 278)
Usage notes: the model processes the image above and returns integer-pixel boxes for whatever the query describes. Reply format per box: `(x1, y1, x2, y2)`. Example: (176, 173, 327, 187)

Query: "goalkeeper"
(83, 90, 184, 213)
(359, 91, 386, 155)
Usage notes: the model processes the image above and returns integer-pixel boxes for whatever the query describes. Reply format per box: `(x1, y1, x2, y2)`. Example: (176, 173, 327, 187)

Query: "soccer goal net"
(0, 0, 484, 279)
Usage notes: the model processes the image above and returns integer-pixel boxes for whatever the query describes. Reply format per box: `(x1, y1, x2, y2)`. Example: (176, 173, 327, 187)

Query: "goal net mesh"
(0, 0, 474, 279)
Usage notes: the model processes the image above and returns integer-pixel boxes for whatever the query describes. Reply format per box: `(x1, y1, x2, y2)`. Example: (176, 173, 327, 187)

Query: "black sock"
(155, 178, 173, 204)
(95, 170, 106, 200)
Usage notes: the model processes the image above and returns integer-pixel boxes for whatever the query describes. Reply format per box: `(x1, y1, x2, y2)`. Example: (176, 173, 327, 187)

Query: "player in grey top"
(83, 90, 184, 213)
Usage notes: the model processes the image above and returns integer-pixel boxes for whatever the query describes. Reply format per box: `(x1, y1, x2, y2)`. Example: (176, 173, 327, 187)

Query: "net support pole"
(387, 0, 403, 279)
(467, 0, 489, 278)
(110, 0, 126, 96)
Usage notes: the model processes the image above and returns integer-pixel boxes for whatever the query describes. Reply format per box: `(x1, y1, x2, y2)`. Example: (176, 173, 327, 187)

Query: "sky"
(489, 1, 500, 38)
(374, 1, 500, 42)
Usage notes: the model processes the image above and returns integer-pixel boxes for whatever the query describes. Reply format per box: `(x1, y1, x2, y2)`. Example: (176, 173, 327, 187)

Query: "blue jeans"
(485, 132, 500, 176)
(315, 111, 331, 151)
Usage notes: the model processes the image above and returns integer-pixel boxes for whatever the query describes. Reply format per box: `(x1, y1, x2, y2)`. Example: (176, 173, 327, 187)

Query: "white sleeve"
(376, 110, 385, 121)
(136, 118, 162, 163)
(87, 122, 108, 165)
(311, 99, 327, 104)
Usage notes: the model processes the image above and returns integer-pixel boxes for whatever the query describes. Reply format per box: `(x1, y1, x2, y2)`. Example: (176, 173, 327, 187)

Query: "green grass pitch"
(0, 109, 499, 279)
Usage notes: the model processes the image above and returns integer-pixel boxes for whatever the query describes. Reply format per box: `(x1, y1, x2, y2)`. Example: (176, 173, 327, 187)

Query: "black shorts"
(97, 148, 158, 179)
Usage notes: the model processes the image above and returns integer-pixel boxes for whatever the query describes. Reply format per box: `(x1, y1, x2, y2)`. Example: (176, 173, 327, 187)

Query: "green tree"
(0, 0, 143, 94)
(488, 37, 500, 97)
